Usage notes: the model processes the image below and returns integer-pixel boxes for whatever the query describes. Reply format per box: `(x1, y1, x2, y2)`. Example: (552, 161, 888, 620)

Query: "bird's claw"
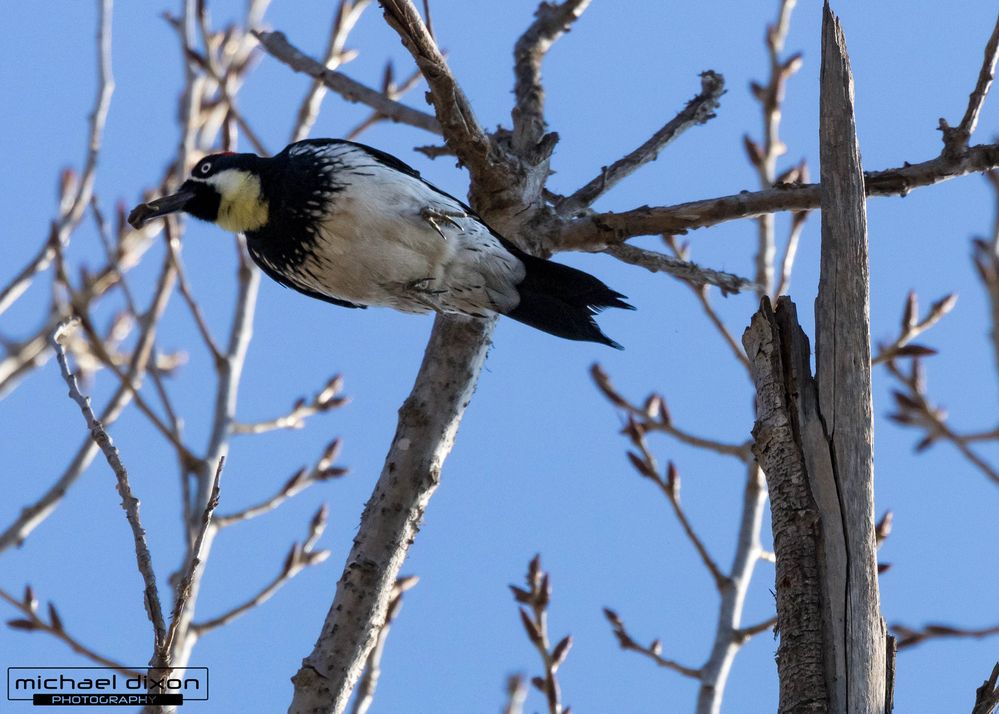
(420, 207, 466, 240)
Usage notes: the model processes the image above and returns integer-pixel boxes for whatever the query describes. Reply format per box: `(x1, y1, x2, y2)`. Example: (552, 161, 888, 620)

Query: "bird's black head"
(128, 152, 270, 232)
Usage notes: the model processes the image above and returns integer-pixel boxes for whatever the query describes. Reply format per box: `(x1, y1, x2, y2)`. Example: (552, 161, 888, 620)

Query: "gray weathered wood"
(816, 3, 886, 712)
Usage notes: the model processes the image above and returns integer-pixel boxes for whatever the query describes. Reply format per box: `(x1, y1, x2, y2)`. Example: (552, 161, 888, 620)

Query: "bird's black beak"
(127, 189, 197, 229)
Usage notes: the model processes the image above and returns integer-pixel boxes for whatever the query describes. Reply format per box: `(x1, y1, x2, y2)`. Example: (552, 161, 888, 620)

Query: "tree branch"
(377, 0, 496, 182)
(558, 70, 724, 216)
(253, 29, 441, 135)
(941, 12, 999, 157)
(603, 607, 702, 679)
(1, 587, 140, 678)
(603, 242, 751, 294)
(290, 0, 372, 143)
(512, 0, 591, 156)
(191, 506, 331, 635)
(556, 142, 999, 251)
(51, 320, 167, 652)
(349, 576, 418, 714)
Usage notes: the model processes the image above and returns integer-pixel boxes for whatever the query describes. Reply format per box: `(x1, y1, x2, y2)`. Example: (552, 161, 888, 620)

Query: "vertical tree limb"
(289, 316, 494, 714)
(816, 4, 886, 711)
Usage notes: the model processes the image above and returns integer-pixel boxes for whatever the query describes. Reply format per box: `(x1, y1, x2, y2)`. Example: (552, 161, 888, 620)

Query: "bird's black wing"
(250, 251, 367, 309)
(286, 138, 425, 181)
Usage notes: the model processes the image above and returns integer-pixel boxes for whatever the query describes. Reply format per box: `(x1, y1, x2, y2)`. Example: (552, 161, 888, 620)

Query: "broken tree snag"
(818, 3, 887, 713)
(743, 296, 833, 713)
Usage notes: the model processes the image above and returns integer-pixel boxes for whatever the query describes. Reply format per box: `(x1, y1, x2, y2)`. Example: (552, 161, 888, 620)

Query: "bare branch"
(512, 0, 591, 155)
(232, 375, 348, 435)
(603, 242, 751, 294)
(51, 321, 167, 651)
(289, 316, 495, 714)
(891, 621, 999, 651)
(941, 13, 999, 156)
(603, 607, 701, 680)
(556, 142, 999, 251)
(254, 29, 441, 135)
(873, 291, 957, 365)
(591, 364, 752, 460)
(378, 0, 498, 183)
(350, 576, 418, 714)
(1, 587, 140, 677)
(214, 439, 348, 527)
(163, 458, 224, 659)
(511, 556, 572, 714)
(0, 0, 115, 316)
(0, 250, 176, 552)
(559, 70, 724, 215)
(191, 506, 331, 634)
(290, 0, 371, 142)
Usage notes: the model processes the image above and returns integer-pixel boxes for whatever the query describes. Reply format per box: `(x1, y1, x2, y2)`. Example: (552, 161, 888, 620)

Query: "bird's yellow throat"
(215, 170, 269, 233)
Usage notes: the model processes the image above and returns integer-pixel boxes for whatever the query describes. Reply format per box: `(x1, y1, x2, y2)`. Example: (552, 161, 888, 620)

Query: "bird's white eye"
(198, 162, 212, 175)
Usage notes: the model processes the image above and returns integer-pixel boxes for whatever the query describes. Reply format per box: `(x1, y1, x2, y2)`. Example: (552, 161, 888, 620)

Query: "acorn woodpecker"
(129, 139, 632, 347)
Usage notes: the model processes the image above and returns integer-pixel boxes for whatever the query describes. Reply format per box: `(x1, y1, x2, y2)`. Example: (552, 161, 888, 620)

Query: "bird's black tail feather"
(504, 249, 633, 349)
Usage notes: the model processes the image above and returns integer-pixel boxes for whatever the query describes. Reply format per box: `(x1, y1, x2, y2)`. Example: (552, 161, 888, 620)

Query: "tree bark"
(744, 297, 840, 713)
(742, 4, 890, 713)
(288, 316, 493, 714)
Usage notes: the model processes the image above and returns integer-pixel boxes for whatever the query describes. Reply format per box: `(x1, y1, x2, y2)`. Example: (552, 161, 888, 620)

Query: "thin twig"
(735, 616, 777, 643)
(164, 220, 225, 365)
(254, 29, 441, 135)
(591, 364, 753, 460)
(873, 291, 957, 365)
(603, 242, 751, 294)
(941, 13, 999, 156)
(892, 621, 999, 651)
(972, 662, 999, 714)
(290, 0, 371, 143)
(885, 359, 999, 486)
(191, 505, 331, 634)
(214, 439, 347, 527)
(0, 0, 115, 316)
(603, 608, 702, 679)
(694, 284, 753, 372)
(163, 458, 224, 660)
(743, 0, 802, 296)
(346, 65, 425, 140)
(1, 587, 141, 678)
(231, 375, 347, 434)
(511, 556, 572, 714)
(559, 70, 724, 215)
(350, 576, 418, 714)
(502, 675, 528, 714)
(0, 249, 177, 553)
(51, 321, 167, 651)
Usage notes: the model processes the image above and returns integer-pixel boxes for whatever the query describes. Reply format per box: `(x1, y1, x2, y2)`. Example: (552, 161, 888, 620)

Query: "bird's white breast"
(288, 143, 525, 316)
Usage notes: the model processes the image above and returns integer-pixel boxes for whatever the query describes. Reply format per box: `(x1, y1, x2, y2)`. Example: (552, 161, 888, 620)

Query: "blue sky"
(2, 2, 998, 712)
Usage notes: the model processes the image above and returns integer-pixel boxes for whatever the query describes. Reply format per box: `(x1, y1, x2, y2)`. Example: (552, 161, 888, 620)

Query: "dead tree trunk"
(743, 3, 891, 712)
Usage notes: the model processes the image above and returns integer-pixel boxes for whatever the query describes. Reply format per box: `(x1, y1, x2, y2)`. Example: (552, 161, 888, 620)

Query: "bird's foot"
(420, 207, 466, 240)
